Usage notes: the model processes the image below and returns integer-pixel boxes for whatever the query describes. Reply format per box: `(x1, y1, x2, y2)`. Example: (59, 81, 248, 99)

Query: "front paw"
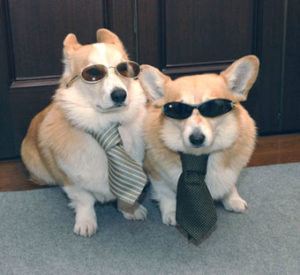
(162, 211, 177, 226)
(122, 204, 147, 221)
(74, 218, 98, 237)
(223, 197, 248, 213)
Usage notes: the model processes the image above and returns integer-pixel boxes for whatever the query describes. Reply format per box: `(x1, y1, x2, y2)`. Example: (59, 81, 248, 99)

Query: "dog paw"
(223, 197, 248, 213)
(74, 218, 98, 237)
(122, 204, 147, 221)
(162, 211, 177, 226)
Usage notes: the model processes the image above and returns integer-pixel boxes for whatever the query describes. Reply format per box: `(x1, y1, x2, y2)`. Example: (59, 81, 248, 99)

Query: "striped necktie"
(176, 152, 217, 245)
(89, 124, 147, 205)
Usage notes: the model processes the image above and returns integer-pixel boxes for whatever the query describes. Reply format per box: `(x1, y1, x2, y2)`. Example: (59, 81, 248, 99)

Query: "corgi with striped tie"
(21, 29, 147, 237)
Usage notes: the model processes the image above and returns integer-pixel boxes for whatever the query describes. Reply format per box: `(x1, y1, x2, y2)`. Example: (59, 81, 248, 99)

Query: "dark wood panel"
(8, 0, 105, 79)
(162, 60, 234, 79)
(248, 133, 300, 166)
(0, 0, 138, 160)
(10, 77, 60, 89)
(243, 0, 286, 135)
(0, 159, 52, 191)
(137, 0, 161, 67)
(281, 0, 300, 132)
(164, 0, 254, 66)
(10, 86, 56, 157)
(108, 0, 136, 60)
(137, 0, 290, 135)
(1, 0, 299, 161)
(0, 1, 15, 159)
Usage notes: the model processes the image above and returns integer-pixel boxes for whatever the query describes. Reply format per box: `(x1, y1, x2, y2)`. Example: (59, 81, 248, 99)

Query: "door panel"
(164, 0, 254, 65)
(0, 0, 138, 159)
(137, 0, 161, 67)
(281, 0, 300, 132)
(138, 0, 257, 77)
(136, 0, 297, 135)
(10, 87, 56, 153)
(137, 0, 267, 133)
(8, 0, 105, 79)
(0, 0, 299, 159)
(243, 0, 286, 134)
(0, 2, 15, 158)
(107, 0, 136, 60)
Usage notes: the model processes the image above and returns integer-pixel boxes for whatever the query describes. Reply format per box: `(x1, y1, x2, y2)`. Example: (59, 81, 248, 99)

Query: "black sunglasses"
(163, 99, 235, 119)
(66, 61, 140, 88)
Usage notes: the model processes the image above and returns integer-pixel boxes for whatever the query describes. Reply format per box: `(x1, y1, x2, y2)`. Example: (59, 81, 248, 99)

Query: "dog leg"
(119, 202, 148, 221)
(151, 178, 177, 226)
(63, 185, 98, 237)
(221, 185, 248, 213)
(160, 196, 177, 226)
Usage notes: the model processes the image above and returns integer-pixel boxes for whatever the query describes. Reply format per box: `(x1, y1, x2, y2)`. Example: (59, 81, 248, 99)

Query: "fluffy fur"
(139, 56, 259, 225)
(21, 29, 147, 237)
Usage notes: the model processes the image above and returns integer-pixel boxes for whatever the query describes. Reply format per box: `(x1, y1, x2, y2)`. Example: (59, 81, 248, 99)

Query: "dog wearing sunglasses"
(139, 55, 259, 225)
(21, 29, 147, 237)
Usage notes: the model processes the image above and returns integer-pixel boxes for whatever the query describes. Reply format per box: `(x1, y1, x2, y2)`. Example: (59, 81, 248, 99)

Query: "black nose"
(189, 130, 205, 147)
(111, 88, 127, 104)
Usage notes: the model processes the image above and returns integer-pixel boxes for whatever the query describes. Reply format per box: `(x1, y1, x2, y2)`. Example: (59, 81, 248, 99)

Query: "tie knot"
(179, 152, 208, 174)
(91, 124, 121, 151)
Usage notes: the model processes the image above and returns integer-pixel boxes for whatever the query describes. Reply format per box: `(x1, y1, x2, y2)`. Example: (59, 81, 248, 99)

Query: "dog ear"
(139, 65, 171, 101)
(220, 55, 259, 101)
(96, 28, 125, 51)
(63, 33, 82, 57)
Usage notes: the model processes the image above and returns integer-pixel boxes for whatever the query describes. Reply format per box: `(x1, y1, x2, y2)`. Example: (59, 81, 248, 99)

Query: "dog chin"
(95, 103, 127, 113)
(179, 140, 212, 155)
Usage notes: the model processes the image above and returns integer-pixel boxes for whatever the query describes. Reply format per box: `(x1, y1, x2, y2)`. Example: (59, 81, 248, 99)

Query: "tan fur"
(143, 73, 254, 162)
(63, 33, 82, 55)
(144, 103, 255, 177)
(143, 108, 179, 181)
(141, 57, 258, 173)
(140, 55, 259, 224)
(21, 103, 82, 186)
(144, 77, 256, 171)
(21, 104, 55, 185)
(221, 55, 259, 101)
(22, 29, 136, 188)
(21, 29, 148, 236)
(60, 44, 97, 87)
(220, 107, 256, 169)
(96, 28, 128, 59)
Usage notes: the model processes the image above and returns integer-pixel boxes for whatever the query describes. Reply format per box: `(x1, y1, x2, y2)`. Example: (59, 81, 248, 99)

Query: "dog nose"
(189, 130, 205, 146)
(111, 88, 127, 104)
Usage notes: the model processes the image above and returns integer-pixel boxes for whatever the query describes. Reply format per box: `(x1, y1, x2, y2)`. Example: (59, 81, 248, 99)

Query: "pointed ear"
(96, 28, 125, 51)
(220, 55, 259, 101)
(63, 33, 82, 58)
(139, 65, 171, 101)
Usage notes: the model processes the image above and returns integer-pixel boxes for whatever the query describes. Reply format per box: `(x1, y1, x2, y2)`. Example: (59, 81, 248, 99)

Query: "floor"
(0, 133, 299, 192)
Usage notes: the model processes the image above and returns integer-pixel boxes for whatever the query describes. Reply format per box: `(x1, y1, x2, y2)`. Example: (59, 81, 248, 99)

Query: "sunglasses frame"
(162, 99, 236, 120)
(66, 61, 140, 88)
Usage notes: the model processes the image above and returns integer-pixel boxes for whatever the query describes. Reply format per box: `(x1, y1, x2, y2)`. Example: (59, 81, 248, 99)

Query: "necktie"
(176, 152, 217, 245)
(89, 124, 147, 208)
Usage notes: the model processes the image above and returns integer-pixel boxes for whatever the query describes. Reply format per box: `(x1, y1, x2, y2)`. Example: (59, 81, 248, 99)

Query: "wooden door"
(0, 0, 136, 159)
(281, 0, 300, 132)
(136, 0, 300, 135)
(0, 0, 299, 159)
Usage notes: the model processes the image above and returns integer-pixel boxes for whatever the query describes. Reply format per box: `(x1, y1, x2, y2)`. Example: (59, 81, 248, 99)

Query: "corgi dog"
(139, 56, 259, 226)
(21, 29, 147, 237)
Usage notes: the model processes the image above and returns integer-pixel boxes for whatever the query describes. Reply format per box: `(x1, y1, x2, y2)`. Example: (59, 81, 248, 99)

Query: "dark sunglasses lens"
(117, 61, 140, 78)
(163, 102, 194, 119)
(199, 99, 234, 117)
(81, 65, 106, 82)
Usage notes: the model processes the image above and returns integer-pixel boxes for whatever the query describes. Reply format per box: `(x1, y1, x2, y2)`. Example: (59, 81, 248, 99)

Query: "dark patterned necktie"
(176, 152, 217, 245)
